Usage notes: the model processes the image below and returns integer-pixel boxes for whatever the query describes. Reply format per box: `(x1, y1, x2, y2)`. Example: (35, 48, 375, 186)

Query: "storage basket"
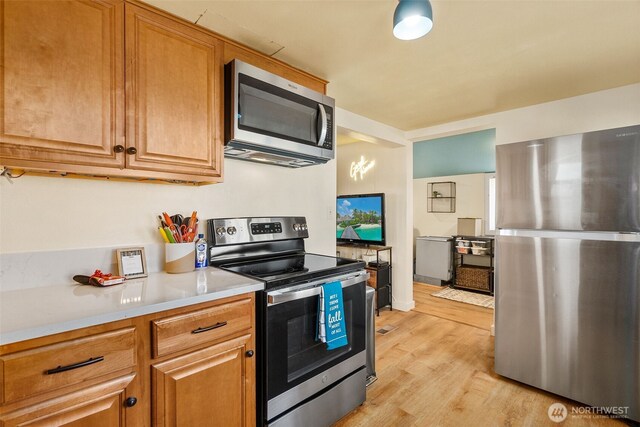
(455, 266, 491, 291)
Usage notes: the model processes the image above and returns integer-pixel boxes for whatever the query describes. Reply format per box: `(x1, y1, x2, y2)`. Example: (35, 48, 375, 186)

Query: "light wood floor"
(412, 283, 494, 331)
(336, 283, 631, 427)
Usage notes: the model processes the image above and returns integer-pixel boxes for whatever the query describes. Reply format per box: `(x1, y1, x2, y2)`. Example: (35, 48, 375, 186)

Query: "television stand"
(336, 244, 392, 315)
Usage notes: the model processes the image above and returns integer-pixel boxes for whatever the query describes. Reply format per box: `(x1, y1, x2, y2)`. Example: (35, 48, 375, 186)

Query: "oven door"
(265, 271, 367, 421)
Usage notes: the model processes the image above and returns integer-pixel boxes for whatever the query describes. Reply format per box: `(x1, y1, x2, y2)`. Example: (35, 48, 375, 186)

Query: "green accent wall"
(413, 129, 496, 178)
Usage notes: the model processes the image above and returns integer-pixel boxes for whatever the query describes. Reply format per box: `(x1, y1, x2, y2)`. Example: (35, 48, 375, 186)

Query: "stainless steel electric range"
(207, 217, 368, 427)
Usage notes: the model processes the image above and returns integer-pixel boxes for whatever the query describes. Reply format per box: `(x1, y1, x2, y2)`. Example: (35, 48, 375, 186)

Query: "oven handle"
(267, 271, 369, 306)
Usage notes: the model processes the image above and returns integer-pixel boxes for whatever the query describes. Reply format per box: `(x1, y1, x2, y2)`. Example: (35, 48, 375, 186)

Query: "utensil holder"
(165, 243, 195, 274)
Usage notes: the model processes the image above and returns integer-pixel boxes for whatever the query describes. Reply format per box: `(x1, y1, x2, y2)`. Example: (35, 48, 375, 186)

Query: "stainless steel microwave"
(224, 60, 335, 168)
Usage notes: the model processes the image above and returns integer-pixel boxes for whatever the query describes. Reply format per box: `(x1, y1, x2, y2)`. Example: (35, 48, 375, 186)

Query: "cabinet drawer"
(0, 328, 136, 404)
(152, 298, 252, 358)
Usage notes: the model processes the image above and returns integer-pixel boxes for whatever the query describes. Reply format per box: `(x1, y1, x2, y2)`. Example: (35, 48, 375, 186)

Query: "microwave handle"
(317, 104, 328, 146)
(267, 272, 369, 306)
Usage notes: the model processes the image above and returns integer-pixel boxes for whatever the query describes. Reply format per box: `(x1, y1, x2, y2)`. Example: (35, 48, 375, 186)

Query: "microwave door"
(238, 76, 319, 146)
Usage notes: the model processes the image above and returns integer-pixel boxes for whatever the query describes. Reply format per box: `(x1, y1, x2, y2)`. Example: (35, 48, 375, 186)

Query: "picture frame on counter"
(116, 247, 148, 279)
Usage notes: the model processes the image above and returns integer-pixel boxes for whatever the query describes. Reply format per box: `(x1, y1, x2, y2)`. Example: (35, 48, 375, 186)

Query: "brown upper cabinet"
(0, 0, 326, 184)
(0, 0, 221, 183)
(0, 0, 126, 170)
(124, 3, 223, 180)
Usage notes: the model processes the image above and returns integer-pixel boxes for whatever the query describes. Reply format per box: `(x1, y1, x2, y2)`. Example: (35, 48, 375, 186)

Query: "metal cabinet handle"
(114, 145, 125, 153)
(124, 397, 137, 407)
(191, 321, 227, 334)
(126, 147, 137, 155)
(45, 356, 104, 375)
(245, 350, 254, 357)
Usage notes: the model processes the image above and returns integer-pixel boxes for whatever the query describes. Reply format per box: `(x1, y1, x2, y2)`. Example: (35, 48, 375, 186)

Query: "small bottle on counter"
(195, 234, 208, 269)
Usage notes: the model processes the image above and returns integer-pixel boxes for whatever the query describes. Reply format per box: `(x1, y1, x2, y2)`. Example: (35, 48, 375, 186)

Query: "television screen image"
(336, 193, 385, 246)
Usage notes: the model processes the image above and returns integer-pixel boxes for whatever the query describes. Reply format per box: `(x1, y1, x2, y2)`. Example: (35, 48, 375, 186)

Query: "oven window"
(266, 281, 365, 400)
(286, 300, 352, 382)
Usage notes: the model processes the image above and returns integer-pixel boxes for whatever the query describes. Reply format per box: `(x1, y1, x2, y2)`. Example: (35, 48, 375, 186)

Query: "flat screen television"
(336, 193, 386, 246)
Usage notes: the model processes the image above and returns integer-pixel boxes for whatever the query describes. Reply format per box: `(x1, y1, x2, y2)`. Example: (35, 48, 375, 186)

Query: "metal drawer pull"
(192, 321, 227, 334)
(45, 356, 104, 375)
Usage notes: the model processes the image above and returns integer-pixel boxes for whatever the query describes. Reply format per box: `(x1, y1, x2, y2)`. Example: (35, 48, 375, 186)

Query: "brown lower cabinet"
(0, 375, 135, 427)
(0, 293, 256, 426)
(152, 334, 254, 426)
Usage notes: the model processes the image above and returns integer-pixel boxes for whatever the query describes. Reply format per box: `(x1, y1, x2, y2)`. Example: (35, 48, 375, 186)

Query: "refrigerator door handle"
(498, 229, 640, 242)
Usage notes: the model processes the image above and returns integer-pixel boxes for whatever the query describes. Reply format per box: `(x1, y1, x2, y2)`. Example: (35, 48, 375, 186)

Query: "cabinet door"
(125, 4, 223, 179)
(0, 0, 125, 169)
(152, 334, 255, 427)
(0, 374, 135, 427)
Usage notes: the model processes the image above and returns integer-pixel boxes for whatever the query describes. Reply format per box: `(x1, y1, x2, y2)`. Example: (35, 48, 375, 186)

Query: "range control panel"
(251, 222, 282, 235)
(207, 217, 308, 246)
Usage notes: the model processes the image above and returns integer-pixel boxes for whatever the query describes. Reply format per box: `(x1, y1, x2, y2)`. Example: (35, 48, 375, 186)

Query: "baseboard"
(413, 274, 451, 285)
(393, 299, 415, 312)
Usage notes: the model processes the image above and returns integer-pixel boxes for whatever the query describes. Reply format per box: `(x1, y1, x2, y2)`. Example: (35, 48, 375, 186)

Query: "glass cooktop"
(218, 253, 364, 289)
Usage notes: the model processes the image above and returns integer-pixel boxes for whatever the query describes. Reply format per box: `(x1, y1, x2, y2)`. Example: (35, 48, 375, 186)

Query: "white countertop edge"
(0, 282, 264, 346)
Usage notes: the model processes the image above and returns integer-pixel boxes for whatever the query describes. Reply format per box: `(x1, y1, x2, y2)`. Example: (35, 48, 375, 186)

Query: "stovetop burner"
(207, 216, 366, 289)
(217, 253, 363, 290)
(232, 254, 308, 278)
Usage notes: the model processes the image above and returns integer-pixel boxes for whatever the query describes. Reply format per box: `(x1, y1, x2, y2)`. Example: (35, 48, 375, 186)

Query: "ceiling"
(147, 0, 640, 132)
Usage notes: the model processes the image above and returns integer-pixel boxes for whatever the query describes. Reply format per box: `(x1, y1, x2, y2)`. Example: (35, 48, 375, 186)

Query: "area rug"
(431, 287, 494, 309)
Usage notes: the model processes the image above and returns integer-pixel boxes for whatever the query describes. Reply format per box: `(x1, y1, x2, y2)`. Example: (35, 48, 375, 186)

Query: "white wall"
(406, 83, 640, 145)
(0, 159, 337, 256)
(336, 141, 414, 311)
(413, 173, 486, 239)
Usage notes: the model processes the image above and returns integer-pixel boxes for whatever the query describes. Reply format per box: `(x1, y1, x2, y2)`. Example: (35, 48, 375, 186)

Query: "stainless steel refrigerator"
(494, 125, 640, 422)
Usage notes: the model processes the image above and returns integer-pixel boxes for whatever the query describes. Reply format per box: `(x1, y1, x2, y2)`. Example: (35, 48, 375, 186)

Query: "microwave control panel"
(322, 107, 333, 150)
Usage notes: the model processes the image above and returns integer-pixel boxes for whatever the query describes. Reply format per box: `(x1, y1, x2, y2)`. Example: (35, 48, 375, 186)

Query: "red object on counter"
(90, 270, 125, 286)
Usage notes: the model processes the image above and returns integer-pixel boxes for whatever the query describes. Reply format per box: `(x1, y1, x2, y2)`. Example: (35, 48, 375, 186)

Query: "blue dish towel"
(317, 281, 348, 350)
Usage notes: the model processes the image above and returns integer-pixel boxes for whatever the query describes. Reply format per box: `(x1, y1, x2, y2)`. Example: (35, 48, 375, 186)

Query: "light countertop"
(0, 268, 264, 345)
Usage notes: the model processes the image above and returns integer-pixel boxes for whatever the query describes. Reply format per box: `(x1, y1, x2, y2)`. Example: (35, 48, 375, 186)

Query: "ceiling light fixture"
(393, 0, 433, 40)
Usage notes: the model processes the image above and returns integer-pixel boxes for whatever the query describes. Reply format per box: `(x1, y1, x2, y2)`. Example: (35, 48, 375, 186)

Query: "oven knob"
(216, 226, 226, 236)
(301, 224, 308, 230)
(293, 224, 301, 231)
(227, 226, 237, 235)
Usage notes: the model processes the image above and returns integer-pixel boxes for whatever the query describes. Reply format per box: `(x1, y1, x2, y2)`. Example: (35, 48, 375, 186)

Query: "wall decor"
(350, 156, 376, 181)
